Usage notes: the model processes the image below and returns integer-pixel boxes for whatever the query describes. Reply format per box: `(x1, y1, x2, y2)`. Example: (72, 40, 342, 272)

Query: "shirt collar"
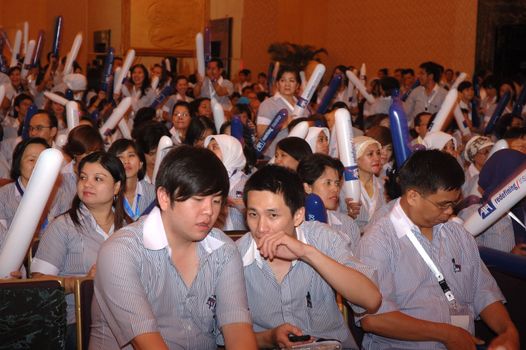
(389, 198, 419, 239)
(273, 91, 296, 111)
(390, 198, 444, 240)
(79, 203, 114, 239)
(242, 225, 308, 267)
(143, 207, 224, 255)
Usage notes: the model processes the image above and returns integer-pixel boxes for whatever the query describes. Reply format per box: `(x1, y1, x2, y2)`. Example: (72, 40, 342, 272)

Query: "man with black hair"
(194, 57, 234, 111)
(90, 146, 257, 349)
(238, 164, 381, 349)
(357, 150, 518, 350)
(405, 61, 448, 125)
(412, 111, 434, 145)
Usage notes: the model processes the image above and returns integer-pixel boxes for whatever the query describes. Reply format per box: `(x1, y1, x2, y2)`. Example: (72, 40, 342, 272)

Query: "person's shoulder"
(0, 181, 15, 196)
(234, 231, 254, 253)
(207, 228, 239, 252)
(302, 221, 347, 249)
(409, 85, 425, 97)
(103, 219, 145, 253)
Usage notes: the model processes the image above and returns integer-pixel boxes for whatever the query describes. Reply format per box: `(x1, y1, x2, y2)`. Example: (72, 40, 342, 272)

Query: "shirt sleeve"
(355, 225, 401, 322)
(94, 234, 159, 347)
(215, 243, 252, 328)
(222, 80, 234, 96)
(256, 99, 274, 126)
(31, 217, 69, 275)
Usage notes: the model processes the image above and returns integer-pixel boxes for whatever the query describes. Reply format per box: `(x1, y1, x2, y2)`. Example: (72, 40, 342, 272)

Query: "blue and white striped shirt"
(237, 221, 377, 349)
(357, 199, 504, 349)
(89, 207, 252, 349)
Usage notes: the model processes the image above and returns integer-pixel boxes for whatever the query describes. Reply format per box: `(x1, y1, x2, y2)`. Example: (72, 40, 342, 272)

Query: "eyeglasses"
(173, 112, 190, 118)
(29, 125, 52, 132)
(419, 193, 460, 210)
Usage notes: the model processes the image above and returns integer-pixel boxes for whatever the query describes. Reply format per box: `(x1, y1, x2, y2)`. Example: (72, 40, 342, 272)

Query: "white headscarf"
(204, 134, 246, 177)
(423, 131, 457, 151)
(353, 135, 381, 159)
(304, 127, 330, 153)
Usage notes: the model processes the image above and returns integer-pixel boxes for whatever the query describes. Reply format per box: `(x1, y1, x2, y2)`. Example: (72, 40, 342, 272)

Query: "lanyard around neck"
(405, 228, 457, 305)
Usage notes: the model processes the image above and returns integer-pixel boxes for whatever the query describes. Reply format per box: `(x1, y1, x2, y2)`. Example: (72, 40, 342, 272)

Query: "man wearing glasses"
(356, 150, 519, 350)
(28, 110, 58, 147)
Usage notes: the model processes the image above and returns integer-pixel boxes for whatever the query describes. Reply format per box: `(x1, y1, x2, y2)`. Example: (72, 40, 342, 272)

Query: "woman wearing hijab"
(344, 136, 385, 232)
(304, 126, 330, 155)
(462, 135, 494, 196)
(205, 134, 248, 231)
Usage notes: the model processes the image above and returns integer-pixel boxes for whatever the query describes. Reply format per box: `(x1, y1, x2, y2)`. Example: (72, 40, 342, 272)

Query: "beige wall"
(1, 1, 478, 81)
(0, 0, 89, 69)
(242, 0, 478, 79)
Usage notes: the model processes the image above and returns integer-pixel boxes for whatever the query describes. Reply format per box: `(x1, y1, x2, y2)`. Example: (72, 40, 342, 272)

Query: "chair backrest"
(224, 230, 247, 241)
(75, 278, 94, 350)
(0, 279, 67, 350)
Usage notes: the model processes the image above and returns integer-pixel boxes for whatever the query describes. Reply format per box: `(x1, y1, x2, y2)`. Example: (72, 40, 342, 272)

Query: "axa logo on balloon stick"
(478, 201, 496, 219)
(344, 165, 359, 181)
(478, 173, 526, 219)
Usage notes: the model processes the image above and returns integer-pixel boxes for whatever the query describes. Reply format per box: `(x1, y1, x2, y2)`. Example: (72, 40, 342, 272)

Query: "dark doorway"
(210, 18, 233, 79)
(476, 0, 526, 78)
(494, 24, 526, 78)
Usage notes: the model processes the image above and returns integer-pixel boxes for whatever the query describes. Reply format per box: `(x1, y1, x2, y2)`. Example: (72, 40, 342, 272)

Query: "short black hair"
(419, 61, 443, 84)
(399, 150, 464, 195)
(243, 165, 305, 215)
(297, 154, 344, 186)
(133, 107, 156, 130)
(414, 112, 433, 127)
(457, 81, 472, 92)
(156, 145, 229, 203)
(209, 57, 224, 69)
(184, 115, 216, 146)
(33, 110, 58, 129)
(276, 65, 301, 84)
(133, 121, 171, 154)
(108, 138, 147, 180)
(14, 93, 33, 108)
(379, 77, 400, 97)
(503, 127, 526, 140)
(11, 137, 50, 180)
(276, 137, 312, 162)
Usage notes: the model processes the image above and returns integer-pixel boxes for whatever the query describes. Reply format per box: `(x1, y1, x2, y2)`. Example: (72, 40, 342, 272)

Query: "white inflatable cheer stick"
(113, 49, 135, 95)
(63, 32, 83, 75)
(335, 108, 361, 202)
(0, 148, 63, 277)
(292, 63, 326, 117)
(464, 167, 526, 236)
(10, 30, 22, 67)
(346, 70, 375, 104)
(20, 40, 35, 79)
(429, 88, 458, 132)
(211, 98, 225, 133)
(195, 33, 205, 78)
(451, 72, 467, 90)
(99, 97, 132, 136)
(44, 91, 69, 106)
(65, 100, 79, 131)
(152, 136, 173, 185)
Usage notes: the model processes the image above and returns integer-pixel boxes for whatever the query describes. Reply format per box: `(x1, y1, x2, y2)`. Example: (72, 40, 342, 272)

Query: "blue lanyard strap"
(124, 194, 141, 220)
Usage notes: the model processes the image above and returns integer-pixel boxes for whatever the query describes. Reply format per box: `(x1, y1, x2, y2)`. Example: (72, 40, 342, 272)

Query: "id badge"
(449, 303, 470, 331)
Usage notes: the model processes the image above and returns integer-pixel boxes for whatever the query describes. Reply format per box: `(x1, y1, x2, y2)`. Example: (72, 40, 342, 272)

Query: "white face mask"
(73, 92, 83, 101)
